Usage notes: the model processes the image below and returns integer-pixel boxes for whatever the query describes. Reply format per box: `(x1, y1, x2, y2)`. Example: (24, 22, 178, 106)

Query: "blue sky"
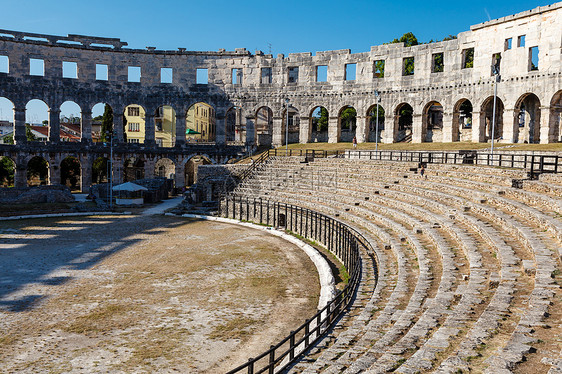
(0, 0, 554, 122)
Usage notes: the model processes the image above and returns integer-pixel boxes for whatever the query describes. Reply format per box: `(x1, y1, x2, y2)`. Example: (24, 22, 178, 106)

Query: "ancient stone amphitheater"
(220, 152, 562, 373)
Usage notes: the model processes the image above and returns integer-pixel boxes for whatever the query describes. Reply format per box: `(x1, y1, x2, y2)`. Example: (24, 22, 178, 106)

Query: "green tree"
(340, 107, 356, 130)
(61, 157, 81, 189)
(101, 104, 113, 142)
(314, 107, 329, 132)
(389, 32, 419, 47)
(0, 157, 15, 187)
(92, 157, 108, 183)
(27, 157, 48, 184)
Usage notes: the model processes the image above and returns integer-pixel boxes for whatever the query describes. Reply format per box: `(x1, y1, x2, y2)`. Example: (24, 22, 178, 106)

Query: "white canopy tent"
(112, 182, 148, 205)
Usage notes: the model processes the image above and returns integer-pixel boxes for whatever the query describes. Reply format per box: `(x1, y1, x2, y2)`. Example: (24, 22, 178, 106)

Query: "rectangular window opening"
(517, 35, 526, 47)
(0, 55, 8, 73)
(373, 60, 385, 78)
(62, 61, 78, 79)
(345, 63, 356, 81)
(316, 65, 327, 82)
(30, 58, 44, 76)
(403, 57, 414, 76)
(128, 107, 140, 116)
(505, 38, 512, 50)
(128, 66, 141, 82)
(196, 68, 208, 84)
(288, 67, 299, 83)
(529, 46, 539, 71)
(462, 48, 474, 69)
(491, 53, 501, 76)
(160, 67, 173, 84)
(432, 53, 444, 73)
(261, 67, 272, 84)
(96, 64, 108, 81)
(232, 68, 243, 84)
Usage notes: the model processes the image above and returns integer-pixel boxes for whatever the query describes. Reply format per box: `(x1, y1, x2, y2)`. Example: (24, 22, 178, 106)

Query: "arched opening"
(550, 90, 562, 143)
(454, 99, 473, 142)
(338, 106, 356, 142)
(124, 104, 145, 144)
(367, 104, 385, 142)
(155, 105, 176, 147)
(25, 99, 49, 142)
(0, 97, 14, 144)
(422, 101, 443, 142)
(310, 106, 328, 143)
(92, 156, 109, 184)
(155, 158, 175, 179)
(60, 156, 81, 191)
(185, 156, 212, 187)
(92, 103, 112, 142)
(27, 156, 49, 186)
(0, 156, 15, 187)
(255, 106, 273, 146)
(60, 101, 81, 142)
(515, 93, 541, 143)
(395, 103, 413, 142)
(123, 158, 146, 181)
(187, 102, 216, 143)
(481, 96, 504, 141)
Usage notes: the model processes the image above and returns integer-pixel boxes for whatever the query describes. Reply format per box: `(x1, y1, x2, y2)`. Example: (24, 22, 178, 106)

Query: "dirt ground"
(0, 215, 320, 373)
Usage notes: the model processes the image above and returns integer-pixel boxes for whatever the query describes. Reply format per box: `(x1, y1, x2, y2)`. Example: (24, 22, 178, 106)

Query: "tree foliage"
(389, 32, 419, 47)
(61, 157, 81, 189)
(101, 104, 113, 142)
(340, 107, 356, 130)
(27, 157, 48, 183)
(312, 107, 328, 132)
(92, 157, 108, 183)
(0, 157, 15, 186)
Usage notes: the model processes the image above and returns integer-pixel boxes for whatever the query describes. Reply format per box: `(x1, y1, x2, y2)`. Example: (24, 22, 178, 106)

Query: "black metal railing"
(219, 196, 372, 374)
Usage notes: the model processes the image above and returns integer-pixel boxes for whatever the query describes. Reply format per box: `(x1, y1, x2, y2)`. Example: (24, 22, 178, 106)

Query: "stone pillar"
(355, 116, 368, 143)
(328, 116, 339, 143)
(144, 158, 155, 178)
(245, 115, 255, 145)
(175, 162, 186, 189)
(272, 116, 283, 146)
(382, 114, 395, 143)
(49, 161, 60, 185)
(539, 106, 553, 144)
(473, 111, 486, 143)
(175, 113, 186, 147)
(113, 113, 124, 143)
(411, 114, 423, 143)
(299, 116, 310, 144)
(215, 112, 226, 145)
(80, 155, 92, 193)
(13, 107, 26, 144)
(49, 108, 61, 143)
(81, 110, 92, 143)
(235, 107, 243, 143)
(144, 114, 155, 146)
(112, 157, 124, 185)
(14, 159, 27, 188)
(441, 112, 454, 142)
(502, 108, 518, 143)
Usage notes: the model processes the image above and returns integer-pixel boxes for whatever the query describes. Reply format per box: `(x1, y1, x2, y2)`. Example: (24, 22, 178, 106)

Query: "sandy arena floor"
(0, 215, 320, 373)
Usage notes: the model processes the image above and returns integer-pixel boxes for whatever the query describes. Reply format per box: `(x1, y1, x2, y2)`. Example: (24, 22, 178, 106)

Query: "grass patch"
(208, 316, 258, 341)
(64, 303, 135, 335)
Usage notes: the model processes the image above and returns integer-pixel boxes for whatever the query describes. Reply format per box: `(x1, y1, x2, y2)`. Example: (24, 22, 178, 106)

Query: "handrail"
(220, 196, 372, 374)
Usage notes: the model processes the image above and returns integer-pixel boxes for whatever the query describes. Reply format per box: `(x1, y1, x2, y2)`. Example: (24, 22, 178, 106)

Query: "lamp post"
(490, 55, 501, 155)
(285, 98, 289, 154)
(105, 131, 114, 210)
(374, 90, 381, 154)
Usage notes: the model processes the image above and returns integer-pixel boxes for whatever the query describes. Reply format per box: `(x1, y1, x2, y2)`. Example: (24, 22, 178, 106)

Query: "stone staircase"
(232, 156, 562, 373)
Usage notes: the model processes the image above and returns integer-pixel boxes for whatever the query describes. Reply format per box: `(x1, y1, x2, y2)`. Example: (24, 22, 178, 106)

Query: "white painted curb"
(174, 213, 338, 310)
(0, 212, 131, 221)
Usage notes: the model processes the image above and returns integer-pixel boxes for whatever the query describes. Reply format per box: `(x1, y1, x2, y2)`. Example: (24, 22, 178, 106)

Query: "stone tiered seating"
(233, 156, 562, 373)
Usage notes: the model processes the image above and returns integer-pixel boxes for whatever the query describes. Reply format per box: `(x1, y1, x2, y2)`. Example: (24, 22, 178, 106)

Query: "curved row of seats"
(232, 156, 562, 373)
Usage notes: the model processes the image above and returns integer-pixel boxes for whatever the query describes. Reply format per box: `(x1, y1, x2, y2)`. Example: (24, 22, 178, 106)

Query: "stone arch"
(366, 104, 385, 143)
(453, 98, 473, 142)
(0, 97, 14, 144)
(123, 157, 146, 182)
(0, 155, 15, 187)
(255, 106, 273, 146)
(422, 101, 444, 142)
(338, 105, 356, 142)
(124, 104, 147, 144)
(395, 103, 413, 142)
(184, 155, 213, 187)
(480, 96, 504, 142)
(154, 105, 176, 147)
(60, 101, 82, 142)
(60, 155, 81, 191)
(92, 102, 111, 142)
(92, 156, 109, 184)
(187, 102, 216, 143)
(514, 93, 541, 143)
(155, 157, 176, 179)
(225, 106, 241, 143)
(549, 90, 562, 143)
(25, 99, 50, 142)
(27, 155, 49, 186)
(310, 106, 329, 143)
(282, 104, 300, 145)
